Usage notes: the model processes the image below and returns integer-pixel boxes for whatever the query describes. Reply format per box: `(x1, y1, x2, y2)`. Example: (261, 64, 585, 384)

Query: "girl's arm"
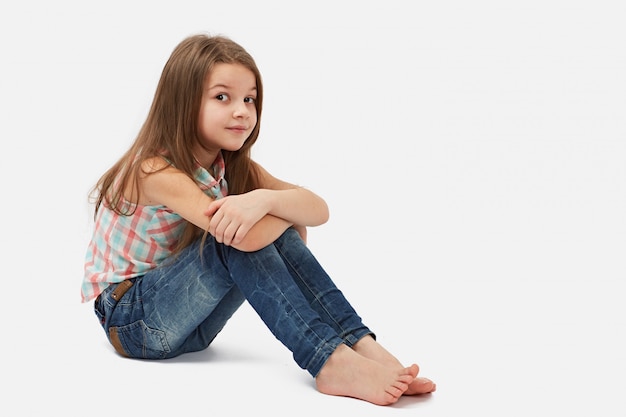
(204, 161, 329, 249)
(137, 158, 292, 252)
(253, 161, 329, 226)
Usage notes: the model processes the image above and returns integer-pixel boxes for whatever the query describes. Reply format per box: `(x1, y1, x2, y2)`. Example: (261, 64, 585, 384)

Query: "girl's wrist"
(253, 188, 275, 216)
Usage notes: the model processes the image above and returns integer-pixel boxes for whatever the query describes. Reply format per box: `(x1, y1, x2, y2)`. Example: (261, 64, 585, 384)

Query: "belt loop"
(111, 279, 134, 301)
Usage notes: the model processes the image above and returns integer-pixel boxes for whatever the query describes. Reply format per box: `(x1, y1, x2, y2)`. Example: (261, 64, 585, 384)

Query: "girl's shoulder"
(140, 155, 172, 174)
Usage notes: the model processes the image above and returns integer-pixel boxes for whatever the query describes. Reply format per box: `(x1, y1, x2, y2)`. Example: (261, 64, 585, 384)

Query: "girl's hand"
(204, 190, 269, 246)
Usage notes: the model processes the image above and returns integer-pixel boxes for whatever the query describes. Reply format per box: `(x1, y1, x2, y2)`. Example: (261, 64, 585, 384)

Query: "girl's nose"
(233, 101, 250, 118)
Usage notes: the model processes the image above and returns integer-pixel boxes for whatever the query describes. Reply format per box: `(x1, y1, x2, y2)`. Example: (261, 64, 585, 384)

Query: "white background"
(1, 1, 624, 415)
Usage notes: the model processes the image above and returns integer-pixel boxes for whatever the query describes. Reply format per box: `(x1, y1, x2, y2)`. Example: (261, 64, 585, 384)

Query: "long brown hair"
(90, 34, 263, 252)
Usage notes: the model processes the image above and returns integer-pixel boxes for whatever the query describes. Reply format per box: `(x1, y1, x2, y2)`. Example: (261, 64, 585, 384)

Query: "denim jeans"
(94, 227, 373, 377)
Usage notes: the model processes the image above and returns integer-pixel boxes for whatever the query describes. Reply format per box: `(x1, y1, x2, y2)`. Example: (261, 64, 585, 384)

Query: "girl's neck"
(192, 145, 221, 170)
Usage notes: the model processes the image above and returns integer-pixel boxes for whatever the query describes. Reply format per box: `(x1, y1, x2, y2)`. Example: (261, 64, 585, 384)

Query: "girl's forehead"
(206, 63, 256, 89)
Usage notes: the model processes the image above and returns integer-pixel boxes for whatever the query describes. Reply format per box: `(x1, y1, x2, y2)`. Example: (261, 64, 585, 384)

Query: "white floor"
(9, 233, 626, 416)
(2, 1, 625, 416)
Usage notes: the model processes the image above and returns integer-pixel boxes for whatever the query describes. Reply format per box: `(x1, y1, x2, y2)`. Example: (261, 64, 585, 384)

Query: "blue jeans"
(94, 227, 373, 377)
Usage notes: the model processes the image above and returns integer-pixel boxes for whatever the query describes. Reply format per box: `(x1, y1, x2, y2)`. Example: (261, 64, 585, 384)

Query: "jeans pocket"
(108, 320, 171, 359)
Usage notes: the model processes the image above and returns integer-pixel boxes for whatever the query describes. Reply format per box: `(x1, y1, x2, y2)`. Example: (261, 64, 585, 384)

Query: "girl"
(82, 34, 436, 406)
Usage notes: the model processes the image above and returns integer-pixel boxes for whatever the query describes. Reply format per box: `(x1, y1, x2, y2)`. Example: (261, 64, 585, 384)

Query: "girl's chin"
(223, 145, 245, 153)
(223, 140, 247, 152)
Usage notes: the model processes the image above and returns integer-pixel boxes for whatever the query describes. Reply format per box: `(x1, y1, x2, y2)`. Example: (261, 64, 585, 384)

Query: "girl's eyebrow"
(207, 83, 230, 91)
(207, 83, 257, 92)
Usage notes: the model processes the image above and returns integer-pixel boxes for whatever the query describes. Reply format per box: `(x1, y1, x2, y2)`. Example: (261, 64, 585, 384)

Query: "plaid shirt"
(81, 153, 228, 302)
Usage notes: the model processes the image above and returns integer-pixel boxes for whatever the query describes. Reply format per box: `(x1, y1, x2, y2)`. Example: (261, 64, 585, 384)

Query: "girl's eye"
(216, 94, 228, 101)
(244, 97, 255, 104)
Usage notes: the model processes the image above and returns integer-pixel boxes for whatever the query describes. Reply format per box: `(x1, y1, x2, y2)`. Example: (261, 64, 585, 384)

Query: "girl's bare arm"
(253, 161, 329, 227)
(204, 161, 329, 247)
(137, 158, 292, 252)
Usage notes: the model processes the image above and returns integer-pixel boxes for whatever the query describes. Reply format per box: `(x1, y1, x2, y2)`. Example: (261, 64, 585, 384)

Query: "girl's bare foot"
(315, 343, 418, 405)
(352, 335, 437, 395)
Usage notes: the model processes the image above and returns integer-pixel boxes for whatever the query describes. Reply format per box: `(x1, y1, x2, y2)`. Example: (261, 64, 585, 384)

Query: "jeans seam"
(275, 243, 349, 339)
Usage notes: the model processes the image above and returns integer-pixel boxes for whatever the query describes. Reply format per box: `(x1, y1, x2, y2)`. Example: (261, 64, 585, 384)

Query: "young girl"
(82, 34, 436, 406)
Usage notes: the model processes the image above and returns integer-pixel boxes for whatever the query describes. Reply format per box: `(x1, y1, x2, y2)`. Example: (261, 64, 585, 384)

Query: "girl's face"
(196, 63, 258, 164)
